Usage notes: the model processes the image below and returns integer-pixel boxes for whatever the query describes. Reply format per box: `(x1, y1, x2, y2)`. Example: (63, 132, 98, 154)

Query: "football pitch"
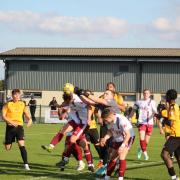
(0, 122, 179, 180)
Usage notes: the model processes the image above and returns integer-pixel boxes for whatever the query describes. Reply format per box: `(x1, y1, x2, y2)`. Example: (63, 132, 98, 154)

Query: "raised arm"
(87, 94, 108, 105)
(80, 95, 96, 106)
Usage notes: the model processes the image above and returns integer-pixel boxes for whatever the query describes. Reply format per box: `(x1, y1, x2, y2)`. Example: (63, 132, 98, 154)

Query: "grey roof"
(0, 48, 180, 57)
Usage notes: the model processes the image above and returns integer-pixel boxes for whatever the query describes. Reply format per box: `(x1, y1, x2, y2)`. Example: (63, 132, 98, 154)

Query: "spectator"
(28, 95, 37, 123)
(49, 97, 58, 110)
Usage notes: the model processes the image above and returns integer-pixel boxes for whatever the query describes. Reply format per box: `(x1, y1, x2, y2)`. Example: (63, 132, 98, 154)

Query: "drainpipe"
(139, 61, 142, 99)
(3, 59, 8, 103)
(136, 58, 142, 100)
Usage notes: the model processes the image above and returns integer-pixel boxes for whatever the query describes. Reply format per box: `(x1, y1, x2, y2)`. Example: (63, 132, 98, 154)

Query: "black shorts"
(5, 125, 25, 145)
(85, 128, 100, 144)
(163, 136, 180, 155)
(100, 124, 108, 138)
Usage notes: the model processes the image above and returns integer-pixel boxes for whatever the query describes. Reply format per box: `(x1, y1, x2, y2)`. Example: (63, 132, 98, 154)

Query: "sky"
(0, 0, 180, 79)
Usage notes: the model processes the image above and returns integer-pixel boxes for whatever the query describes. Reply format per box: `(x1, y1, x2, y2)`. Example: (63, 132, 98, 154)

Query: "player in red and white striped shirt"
(100, 108, 135, 180)
(129, 89, 157, 160)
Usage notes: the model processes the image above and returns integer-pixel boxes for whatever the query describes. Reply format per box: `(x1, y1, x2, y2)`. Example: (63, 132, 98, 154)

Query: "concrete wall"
(7, 90, 180, 107)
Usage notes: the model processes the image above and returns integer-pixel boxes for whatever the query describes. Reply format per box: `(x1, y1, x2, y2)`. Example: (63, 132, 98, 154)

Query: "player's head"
(165, 89, 177, 103)
(157, 100, 166, 114)
(106, 82, 116, 92)
(62, 92, 73, 103)
(63, 83, 74, 95)
(143, 89, 151, 100)
(104, 90, 115, 100)
(12, 89, 21, 101)
(101, 108, 115, 124)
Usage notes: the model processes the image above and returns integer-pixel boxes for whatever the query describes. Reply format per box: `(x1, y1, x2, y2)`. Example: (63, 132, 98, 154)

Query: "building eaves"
(0, 48, 180, 58)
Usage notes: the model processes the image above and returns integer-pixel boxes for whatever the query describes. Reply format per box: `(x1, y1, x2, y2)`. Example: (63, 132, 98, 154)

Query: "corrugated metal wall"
(7, 60, 137, 92)
(142, 62, 180, 93)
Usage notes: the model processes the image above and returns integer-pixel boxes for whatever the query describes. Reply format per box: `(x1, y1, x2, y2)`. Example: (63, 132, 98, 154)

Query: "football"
(63, 83, 74, 94)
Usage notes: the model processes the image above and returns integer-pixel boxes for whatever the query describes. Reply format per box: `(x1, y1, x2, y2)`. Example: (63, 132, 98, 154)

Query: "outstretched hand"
(27, 119, 32, 127)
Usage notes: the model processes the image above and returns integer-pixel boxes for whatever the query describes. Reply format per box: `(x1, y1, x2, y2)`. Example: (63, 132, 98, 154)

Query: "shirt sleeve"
(133, 101, 139, 110)
(151, 100, 157, 114)
(169, 104, 179, 121)
(2, 103, 8, 115)
(23, 104, 29, 113)
(117, 94, 124, 105)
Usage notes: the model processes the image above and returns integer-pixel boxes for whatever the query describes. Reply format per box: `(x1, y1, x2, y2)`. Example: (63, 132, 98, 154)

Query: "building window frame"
(122, 94, 136, 102)
(30, 64, 39, 71)
(23, 91, 42, 99)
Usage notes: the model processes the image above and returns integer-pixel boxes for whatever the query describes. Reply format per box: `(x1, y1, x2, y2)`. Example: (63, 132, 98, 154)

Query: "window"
(122, 95, 136, 102)
(30, 64, 39, 71)
(119, 65, 129, 73)
(23, 91, 42, 99)
(114, 65, 129, 76)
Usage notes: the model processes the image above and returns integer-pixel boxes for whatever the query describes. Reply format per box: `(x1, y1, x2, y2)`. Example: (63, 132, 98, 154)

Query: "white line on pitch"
(23, 177, 48, 180)
(127, 160, 164, 169)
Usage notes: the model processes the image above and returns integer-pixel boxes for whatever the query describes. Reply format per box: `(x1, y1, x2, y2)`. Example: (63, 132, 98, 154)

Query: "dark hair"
(166, 89, 177, 102)
(106, 82, 116, 89)
(62, 93, 72, 102)
(12, 89, 20, 95)
(143, 89, 150, 93)
(106, 89, 115, 97)
(101, 108, 113, 119)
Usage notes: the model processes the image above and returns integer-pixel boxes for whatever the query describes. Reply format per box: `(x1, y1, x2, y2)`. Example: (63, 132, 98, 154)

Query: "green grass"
(0, 122, 179, 180)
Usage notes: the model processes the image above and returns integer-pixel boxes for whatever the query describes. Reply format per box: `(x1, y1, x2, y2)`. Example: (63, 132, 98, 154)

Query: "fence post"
(39, 104, 41, 123)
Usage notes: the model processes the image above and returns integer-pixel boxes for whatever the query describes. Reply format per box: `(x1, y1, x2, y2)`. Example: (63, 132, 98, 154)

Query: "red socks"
(73, 143, 83, 161)
(84, 149, 93, 165)
(107, 160, 116, 176)
(140, 140, 147, 152)
(50, 132, 64, 146)
(119, 160, 126, 177)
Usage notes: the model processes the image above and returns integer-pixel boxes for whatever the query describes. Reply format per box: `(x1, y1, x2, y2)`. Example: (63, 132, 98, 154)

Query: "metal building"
(0, 48, 180, 105)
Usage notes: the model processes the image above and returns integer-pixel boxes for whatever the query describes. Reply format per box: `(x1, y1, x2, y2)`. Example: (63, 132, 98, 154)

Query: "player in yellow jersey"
(85, 106, 102, 167)
(156, 101, 172, 137)
(106, 82, 125, 112)
(160, 89, 180, 180)
(90, 82, 123, 176)
(156, 101, 175, 160)
(2, 89, 32, 170)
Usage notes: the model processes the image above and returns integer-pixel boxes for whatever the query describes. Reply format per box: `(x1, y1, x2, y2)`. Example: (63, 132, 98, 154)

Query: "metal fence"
(0, 105, 58, 124)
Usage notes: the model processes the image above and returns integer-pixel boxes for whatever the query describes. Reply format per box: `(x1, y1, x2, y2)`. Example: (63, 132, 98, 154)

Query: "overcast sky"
(0, 0, 180, 79)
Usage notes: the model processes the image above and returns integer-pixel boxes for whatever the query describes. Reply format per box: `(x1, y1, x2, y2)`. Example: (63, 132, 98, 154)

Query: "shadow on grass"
(125, 178, 151, 180)
(37, 153, 62, 157)
(0, 160, 95, 179)
(0, 159, 169, 180)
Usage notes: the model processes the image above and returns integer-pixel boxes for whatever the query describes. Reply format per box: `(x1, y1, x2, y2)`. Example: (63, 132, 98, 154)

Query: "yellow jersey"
(100, 92, 124, 108)
(161, 109, 171, 134)
(89, 119, 97, 129)
(89, 106, 97, 129)
(168, 103, 180, 137)
(114, 93, 124, 106)
(3, 100, 28, 126)
(114, 93, 125, 113)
